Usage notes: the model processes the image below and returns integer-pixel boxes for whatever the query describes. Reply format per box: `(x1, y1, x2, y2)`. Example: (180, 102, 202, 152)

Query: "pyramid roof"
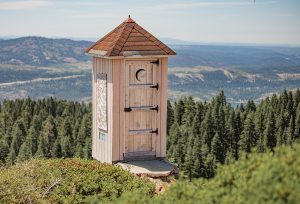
(86, 17, 176, 57)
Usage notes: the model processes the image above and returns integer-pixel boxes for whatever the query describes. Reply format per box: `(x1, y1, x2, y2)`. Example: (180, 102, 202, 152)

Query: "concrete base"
(116, 159, 178, 178)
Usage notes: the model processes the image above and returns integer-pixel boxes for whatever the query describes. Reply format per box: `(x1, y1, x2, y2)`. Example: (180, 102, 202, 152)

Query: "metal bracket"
(150, 83, 159, 90)
(124, 107, 132, 112)
(150, 128, 158, 134)
(150, 60, 159, 65)
(150, 105, 159, 112)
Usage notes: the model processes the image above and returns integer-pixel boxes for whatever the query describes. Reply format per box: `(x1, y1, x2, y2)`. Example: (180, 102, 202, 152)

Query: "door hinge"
(150, 105, 159, 112)
(150, 83, 159, 90)
(150, 128, 158, 134)
(150, 60, 159, 65)
(124, 107, 132, 112)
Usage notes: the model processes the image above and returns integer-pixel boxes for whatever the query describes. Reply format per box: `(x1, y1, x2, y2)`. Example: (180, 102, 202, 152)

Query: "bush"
(115, 144, 300, 204)
(0, 158, 155, 203)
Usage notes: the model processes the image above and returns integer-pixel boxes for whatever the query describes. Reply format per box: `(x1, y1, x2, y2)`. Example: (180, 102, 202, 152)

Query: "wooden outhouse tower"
(86, 16, 176, 163)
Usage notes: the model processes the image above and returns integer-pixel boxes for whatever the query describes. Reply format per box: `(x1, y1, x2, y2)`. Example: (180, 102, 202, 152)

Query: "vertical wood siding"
(160, 58, 168, 158)
(92, 57, 113, 163)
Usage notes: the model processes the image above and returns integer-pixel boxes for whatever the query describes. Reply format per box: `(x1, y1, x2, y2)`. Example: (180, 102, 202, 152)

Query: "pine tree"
(201, 109, 214, 151)
(61, 136, 72, 158)
(204, 153, 216, 179)
(35, 136, 46, 158)
(212, 132, 226, 164)
(52, 138, 62, 158)
(276, 114, 286, 146)
(167, 122, 180, 156)
(10, 121, 25, 155)
(17, 139, 32, 162)
(59, 117, 73, 156)
(0, 139, 9, 164)
(263, 110, 276, 150)
(173, 100, 184, 126)
(182, 96, 195, 125)
(75, 144, 84, 158)
(77, 114, 92, 147)
(84, 137, 92, 159)
(192, 136, 205, 178)
(240, 113, 256, 154)
(294, 105, 300, 140)
(41, 116, 57, 157)
(6, 145, 16, 165)
(167, 100, 174, 135)
(183, 135, 195, 181)
(233, 110, 242, 160)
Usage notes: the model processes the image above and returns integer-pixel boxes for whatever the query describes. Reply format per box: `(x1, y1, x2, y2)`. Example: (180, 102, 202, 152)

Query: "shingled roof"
(86, 17, 176, 57)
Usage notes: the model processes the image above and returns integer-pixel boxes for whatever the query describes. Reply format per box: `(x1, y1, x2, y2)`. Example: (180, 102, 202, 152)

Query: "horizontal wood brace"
(129, 83, 159, 90)
(128, 128, 158, 135)
(124, 105, 158, 112)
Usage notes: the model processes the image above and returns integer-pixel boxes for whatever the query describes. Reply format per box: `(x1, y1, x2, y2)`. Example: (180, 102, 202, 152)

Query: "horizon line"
(1, 35, 300, 48)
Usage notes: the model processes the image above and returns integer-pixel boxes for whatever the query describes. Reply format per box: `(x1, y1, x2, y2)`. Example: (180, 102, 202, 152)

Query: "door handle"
(149, 105, 159, 112)
(124, 107, 132, 112)
(150, 83, 159, 90)
(150, 128, 158, 134)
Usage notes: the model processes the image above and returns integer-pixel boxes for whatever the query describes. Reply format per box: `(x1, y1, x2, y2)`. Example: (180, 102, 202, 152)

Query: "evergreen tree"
(192, 136, 205, 178)
(17, 139, 32, 162)
(61, 136, 72, 158)
(294, 105, 300, 140)
(59, 117, 73, 156)
(167, 100, 174, 135)
(52, 138, 62, 158)
(183, 135, 195, 181)
(6, 145, 16, 165)
(173, 100, 185, 126)
(0, 139, 9, 164)
(233, 110, 242, 160)
(204, 153, 216, 179)
(41, 116, 57, 157)
(84, 137, 92, 159)
(239, 113, 256, 154)
(35, 136, 46, 158)
(10, 121, 25, 155)
(212, 132, 226, 164)
(263, 110, 276, 150)
(201, 109, 214, 151)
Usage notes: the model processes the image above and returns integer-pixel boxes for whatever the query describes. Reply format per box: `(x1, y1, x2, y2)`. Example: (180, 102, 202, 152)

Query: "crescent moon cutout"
(136, 69, 146, 81)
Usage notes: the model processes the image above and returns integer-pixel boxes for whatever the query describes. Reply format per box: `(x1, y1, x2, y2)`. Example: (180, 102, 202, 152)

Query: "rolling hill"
(0, 36, 300, 104)
(0, 36, 92, 66)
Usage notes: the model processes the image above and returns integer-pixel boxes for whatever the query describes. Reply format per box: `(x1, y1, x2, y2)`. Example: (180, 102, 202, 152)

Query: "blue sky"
(0, 0, 299, 45)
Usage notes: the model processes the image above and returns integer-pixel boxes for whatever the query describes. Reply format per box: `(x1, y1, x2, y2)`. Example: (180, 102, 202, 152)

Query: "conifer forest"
(0, 90, 299, 181)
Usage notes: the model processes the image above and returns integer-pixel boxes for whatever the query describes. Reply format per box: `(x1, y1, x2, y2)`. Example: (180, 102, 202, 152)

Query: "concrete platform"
(116, 160, 178, 178)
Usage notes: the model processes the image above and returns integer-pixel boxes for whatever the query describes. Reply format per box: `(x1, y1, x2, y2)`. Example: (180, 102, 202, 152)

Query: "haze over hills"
(0, 36, 92, 66)
(0, 36, 300, 104)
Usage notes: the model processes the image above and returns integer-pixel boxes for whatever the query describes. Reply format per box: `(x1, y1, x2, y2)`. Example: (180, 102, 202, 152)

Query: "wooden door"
(125, 60, 158, 158)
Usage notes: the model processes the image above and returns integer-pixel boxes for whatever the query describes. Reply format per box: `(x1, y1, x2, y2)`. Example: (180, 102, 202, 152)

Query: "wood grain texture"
(160, 58, 168, 157)
(125, 60, 158, 155)
(155, 58, 162, 157)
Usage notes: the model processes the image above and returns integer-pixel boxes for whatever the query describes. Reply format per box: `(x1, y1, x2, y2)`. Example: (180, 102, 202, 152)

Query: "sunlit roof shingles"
(86, 17, 176, 56)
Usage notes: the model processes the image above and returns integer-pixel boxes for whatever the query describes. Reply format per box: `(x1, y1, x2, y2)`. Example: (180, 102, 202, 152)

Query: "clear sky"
(0, 0, 299, 45)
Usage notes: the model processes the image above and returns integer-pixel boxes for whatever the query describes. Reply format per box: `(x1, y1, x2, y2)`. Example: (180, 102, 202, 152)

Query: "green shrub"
(115, 144, 300, 204)
(0, 158, 155, 203)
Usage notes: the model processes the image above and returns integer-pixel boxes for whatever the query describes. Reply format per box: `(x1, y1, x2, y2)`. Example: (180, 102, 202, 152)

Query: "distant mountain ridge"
(1, 36, 300, 72)
(0, 36, 300, 104)
(0, 36, 93, 66)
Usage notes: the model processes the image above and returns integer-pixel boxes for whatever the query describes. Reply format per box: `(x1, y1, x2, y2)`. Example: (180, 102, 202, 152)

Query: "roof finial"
(128, 14, 131, 18)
